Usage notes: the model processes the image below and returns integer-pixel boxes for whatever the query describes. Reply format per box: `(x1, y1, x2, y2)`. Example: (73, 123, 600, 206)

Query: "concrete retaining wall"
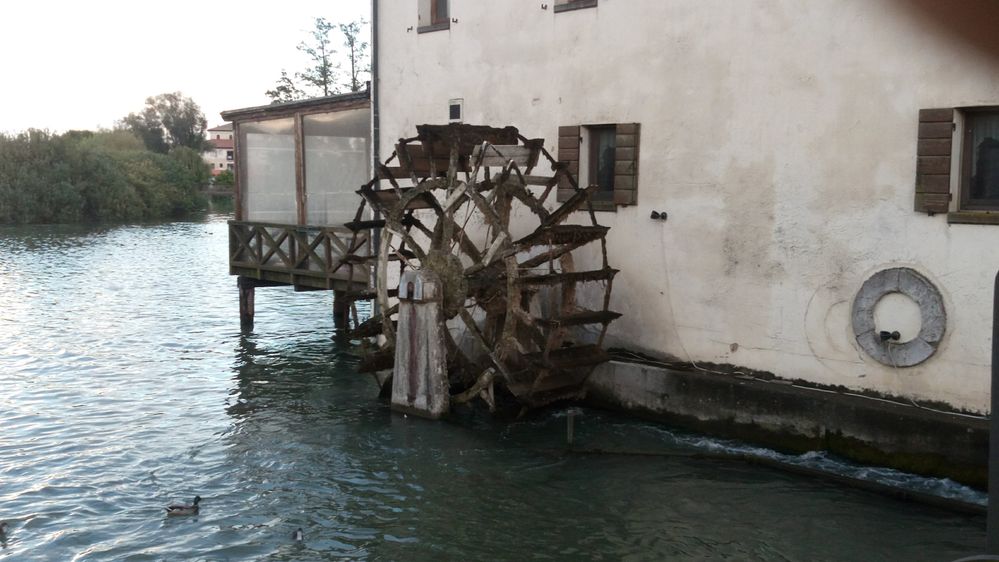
(585, 360, 988, 488)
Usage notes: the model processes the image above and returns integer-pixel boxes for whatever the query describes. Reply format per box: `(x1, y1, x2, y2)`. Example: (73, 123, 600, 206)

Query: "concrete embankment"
(584, 360, 988, 488)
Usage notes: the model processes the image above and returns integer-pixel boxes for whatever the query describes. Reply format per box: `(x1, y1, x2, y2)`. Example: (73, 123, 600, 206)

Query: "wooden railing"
(228, 220, 370, 291)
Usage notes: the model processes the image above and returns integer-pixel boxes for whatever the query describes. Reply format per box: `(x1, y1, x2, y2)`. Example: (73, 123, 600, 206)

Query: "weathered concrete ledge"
(584, 360, 988, 489)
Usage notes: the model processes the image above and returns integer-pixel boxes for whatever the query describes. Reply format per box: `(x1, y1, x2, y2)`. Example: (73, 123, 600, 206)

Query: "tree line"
(0, 93, 213, 225)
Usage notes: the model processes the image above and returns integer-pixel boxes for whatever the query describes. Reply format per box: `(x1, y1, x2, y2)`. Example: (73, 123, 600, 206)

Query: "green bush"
(0, 128, 211, 224)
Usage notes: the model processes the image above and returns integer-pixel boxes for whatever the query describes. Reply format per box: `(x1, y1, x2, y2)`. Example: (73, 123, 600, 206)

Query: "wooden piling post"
(392, 270, 449, 419)
(333, 290, 350, 328)
(238, 276, 255, 329)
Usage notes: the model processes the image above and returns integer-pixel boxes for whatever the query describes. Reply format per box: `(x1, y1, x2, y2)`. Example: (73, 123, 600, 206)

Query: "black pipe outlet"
(879, 330, 901, 342)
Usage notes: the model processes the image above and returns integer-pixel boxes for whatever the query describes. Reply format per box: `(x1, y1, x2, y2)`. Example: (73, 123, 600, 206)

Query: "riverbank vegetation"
(0, 93, 215, 225)
(0, 129, 209, 224)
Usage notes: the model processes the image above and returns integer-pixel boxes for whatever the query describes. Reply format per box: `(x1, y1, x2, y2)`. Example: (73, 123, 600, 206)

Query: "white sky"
(0, 0, 370, 134)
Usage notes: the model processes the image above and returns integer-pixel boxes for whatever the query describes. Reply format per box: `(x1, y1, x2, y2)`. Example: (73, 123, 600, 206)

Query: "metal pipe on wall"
(989, 271, 999, 553)
(370, 0, 382, 314)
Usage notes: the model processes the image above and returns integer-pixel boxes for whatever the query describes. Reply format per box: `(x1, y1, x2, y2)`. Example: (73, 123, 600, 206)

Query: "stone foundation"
(584, 360, 988, 488)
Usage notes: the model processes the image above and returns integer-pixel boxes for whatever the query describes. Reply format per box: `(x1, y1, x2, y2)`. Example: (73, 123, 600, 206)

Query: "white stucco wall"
(375, 0, 999, 411)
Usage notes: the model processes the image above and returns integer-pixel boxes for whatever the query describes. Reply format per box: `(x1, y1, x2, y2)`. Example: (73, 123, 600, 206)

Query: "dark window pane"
(449, 103, 461, 121)
(589, 126, 615, 200)
(432, 0, 448, 24)
(969, 112, 999, 204)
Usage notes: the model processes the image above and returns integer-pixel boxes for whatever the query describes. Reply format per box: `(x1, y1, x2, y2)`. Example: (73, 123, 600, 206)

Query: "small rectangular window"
(227, 150, 234, 161)
(448, 98, 463, 123)
(961, 110, 999, 211)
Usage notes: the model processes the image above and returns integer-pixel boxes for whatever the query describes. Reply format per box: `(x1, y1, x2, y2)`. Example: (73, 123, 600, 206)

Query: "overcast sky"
(0, 0, 370, 134)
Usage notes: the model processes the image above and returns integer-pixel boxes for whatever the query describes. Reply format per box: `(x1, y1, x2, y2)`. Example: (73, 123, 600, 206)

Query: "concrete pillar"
(237, 276, 255, 329)
(392, 269, 449, 419)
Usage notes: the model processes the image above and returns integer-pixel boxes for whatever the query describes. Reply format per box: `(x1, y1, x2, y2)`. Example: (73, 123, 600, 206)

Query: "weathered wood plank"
(517, 267, 619, 287)
(917, 138, 952, 157)
(918, 122, 953, 139)
(473, 144, 533, 168)
(916, 174, 951, 194)
(917, 156, 951, 175)
(913, 192, 950, 214)
(919, 108, 954, 123)
(523, 175, 556, 186)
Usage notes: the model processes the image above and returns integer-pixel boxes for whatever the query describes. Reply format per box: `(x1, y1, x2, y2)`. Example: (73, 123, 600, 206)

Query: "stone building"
(365, 0, 999, 483)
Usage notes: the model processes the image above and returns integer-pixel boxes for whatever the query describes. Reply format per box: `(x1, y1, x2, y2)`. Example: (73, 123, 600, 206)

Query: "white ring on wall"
(851, 267, 946, 367)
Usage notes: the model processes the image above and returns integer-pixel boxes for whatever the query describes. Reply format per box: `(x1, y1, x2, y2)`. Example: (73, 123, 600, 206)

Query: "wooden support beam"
(294, 113, 306, 225)
(238, 277, 288, 289)
(237, 276, 255, 329)
(333, 290, 350, 328)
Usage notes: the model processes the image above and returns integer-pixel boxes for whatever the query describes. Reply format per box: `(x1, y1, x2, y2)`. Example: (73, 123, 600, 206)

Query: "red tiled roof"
(210, 138, 234, 149)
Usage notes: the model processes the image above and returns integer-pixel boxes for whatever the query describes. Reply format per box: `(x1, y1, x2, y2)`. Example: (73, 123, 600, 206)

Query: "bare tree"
(297, 17, 338, 97)
(340, 20, 370, 93)
(265, 18, 370, 102)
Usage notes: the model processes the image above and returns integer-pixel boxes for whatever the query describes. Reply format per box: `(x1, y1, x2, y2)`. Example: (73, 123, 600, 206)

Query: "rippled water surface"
(0, 217, 988, 560)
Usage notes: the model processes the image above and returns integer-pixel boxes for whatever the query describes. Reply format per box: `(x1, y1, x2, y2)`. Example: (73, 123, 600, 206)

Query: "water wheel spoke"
(457, 306, 515, 382)
(376, 230, 396, 345)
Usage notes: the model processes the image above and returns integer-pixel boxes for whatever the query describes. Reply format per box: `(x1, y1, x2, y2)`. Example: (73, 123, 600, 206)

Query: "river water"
(0, 216, 989, 561)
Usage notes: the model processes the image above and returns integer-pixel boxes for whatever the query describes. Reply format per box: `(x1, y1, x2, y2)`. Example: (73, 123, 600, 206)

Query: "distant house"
(204, 123, 234, 177)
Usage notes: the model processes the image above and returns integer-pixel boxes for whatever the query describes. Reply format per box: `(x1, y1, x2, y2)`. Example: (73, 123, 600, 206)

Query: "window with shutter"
(417, 0, 449, 33)
(557, 123, 640, 210)
(915, 107, 999, 224)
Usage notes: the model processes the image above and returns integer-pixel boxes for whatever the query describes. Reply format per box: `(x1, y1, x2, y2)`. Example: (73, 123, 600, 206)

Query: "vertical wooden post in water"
(989, 270, 999, 554)
(333, 290, 350, 329)
(392, 270, 449, 419)
(238, 276, 255, 330)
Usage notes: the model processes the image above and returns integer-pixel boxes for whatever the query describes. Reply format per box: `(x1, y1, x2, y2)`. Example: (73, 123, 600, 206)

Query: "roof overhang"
(221, 90, 371, 123)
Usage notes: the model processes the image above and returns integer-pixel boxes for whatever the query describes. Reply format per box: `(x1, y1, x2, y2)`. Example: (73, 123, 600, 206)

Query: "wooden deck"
(228, 220, 370, 291)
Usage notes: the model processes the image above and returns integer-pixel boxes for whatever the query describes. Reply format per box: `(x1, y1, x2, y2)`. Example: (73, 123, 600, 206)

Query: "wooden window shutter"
(914, 108, 954, 214)
(556, 125, 580, 202)
(614, 123, 640, 205)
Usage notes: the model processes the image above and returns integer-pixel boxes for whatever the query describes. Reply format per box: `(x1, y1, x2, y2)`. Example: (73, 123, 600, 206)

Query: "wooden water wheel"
(340, 124, 619, 409)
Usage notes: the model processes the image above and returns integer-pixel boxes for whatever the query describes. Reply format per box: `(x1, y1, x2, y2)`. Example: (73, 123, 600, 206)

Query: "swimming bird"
(0, 521, 7, 536)
(293, 528, 303, 541)
(165, 496, 201, 516)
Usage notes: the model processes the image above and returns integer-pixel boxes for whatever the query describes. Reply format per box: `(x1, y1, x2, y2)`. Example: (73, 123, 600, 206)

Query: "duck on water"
(165, 496, 201, 516)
